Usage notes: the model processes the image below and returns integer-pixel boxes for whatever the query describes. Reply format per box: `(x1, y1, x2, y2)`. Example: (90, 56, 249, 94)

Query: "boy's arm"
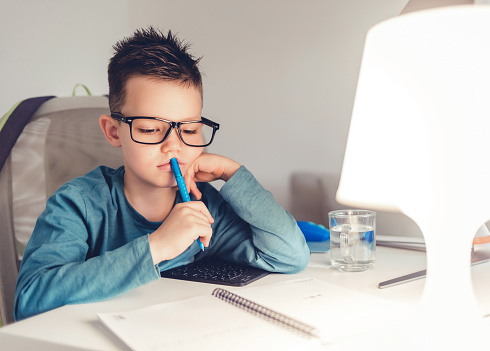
(205, 166, 310, 273)
(14, 185, 159, 321)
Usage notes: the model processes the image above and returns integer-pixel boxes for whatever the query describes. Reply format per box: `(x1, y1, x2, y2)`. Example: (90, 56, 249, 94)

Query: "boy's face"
(117, 76, 204, 191)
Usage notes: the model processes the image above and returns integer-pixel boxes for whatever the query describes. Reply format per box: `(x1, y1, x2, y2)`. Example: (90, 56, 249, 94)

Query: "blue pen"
(170, 157, 205, 251)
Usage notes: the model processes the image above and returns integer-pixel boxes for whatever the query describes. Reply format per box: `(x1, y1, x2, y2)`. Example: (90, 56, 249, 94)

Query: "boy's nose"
(160, 128, 183, 152)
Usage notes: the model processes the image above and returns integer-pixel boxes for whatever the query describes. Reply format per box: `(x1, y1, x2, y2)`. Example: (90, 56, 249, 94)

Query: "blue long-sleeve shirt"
(14, 165, 309, 321)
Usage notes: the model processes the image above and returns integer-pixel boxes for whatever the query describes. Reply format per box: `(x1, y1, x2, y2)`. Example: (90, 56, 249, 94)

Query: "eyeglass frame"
(110, 112, 220, 147)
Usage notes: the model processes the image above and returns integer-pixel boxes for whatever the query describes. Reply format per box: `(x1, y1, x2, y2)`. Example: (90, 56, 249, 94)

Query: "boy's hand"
(149, 201, 214, 264)
(184, 153, 241, 200)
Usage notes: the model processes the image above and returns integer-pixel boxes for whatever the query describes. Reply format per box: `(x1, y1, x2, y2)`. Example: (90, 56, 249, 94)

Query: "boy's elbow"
(14, 308, 27, 322)
(275, 245, 310, 274)
(14, 278, 45, 321)
(297, 252, 310, 272)
(14, 293, 30, 321)
(15, 291, 49, 321)
(287, 251, 310, 274)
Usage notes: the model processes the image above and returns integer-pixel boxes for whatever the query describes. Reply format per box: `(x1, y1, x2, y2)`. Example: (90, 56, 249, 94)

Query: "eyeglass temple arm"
(201, 117, 220, 130)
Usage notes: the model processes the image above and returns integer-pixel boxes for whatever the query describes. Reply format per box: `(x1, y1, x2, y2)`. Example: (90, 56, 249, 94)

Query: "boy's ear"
(99, 115, 121, 147)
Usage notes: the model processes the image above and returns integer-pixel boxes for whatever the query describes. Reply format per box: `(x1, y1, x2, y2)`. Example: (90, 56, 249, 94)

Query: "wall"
(1, 0, 408, 211)
(0, 1, 130, 111)
(128, 0, 408, 208)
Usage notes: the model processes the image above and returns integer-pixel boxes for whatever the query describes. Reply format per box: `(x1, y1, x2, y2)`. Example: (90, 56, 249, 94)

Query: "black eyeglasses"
(110, 112, 219, 147)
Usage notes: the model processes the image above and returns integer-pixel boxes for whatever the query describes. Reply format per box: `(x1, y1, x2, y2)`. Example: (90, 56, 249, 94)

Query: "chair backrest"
(0, 96, 123, 325)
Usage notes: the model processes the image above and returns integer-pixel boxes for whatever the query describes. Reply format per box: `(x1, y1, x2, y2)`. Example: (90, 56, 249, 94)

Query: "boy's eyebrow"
(117, 112, 202, 122)
(152, 116, 203, 122)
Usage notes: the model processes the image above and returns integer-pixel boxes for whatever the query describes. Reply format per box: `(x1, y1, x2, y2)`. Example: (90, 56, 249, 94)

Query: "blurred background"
(0, 0, 418, 213)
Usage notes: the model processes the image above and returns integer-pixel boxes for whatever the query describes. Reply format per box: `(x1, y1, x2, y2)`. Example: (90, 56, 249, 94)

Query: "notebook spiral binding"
(211, 288, 319, 339)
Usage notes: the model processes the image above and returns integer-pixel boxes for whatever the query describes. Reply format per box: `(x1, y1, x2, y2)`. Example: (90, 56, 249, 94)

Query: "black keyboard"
(160, 256, 270, 286)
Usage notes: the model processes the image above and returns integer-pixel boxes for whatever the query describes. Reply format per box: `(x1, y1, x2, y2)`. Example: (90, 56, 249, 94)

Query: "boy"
(14, 27, 309, 321)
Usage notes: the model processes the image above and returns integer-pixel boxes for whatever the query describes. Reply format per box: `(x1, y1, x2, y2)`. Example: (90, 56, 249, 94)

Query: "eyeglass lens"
(131, 119, 213, 146)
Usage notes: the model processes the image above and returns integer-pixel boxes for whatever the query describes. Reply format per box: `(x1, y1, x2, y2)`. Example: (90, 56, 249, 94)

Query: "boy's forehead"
(124, 75, 202, 98)
(122, 75, 202, 118)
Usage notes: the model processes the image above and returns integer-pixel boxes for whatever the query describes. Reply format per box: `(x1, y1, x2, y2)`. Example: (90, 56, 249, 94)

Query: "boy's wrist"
(148, 233, 166, 265)
(221, 161, 241, 182)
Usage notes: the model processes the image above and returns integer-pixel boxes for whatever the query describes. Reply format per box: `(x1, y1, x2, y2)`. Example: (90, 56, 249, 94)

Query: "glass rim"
(328, 209, 376, 218)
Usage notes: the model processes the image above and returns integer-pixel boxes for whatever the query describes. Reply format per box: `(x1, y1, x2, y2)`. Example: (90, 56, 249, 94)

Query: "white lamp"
(337, 5, 490, 347)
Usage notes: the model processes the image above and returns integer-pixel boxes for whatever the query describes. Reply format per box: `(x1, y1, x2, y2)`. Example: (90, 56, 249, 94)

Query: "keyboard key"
(160, 257, 270, 286)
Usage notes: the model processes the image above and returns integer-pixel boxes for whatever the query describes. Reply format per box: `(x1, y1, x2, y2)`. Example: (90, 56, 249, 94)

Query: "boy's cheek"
(185, 150, 205, 171)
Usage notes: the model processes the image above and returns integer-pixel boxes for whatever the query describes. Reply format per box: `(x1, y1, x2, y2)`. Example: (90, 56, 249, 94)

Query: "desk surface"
(2, 246, 490, 350)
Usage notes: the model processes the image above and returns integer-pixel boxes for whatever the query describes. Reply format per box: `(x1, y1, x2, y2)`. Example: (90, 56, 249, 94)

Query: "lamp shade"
(337, 5, 490, 347)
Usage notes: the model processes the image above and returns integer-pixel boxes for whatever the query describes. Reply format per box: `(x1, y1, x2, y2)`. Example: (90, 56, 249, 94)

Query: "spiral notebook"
(97, 278, 397, 351)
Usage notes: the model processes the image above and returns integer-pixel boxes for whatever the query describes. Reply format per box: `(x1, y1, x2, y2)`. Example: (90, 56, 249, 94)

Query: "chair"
(0, 96, 123, 325)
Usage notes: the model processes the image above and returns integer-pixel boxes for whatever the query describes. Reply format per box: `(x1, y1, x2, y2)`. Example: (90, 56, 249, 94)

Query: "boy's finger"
(180, 201, 214, 224)
(199, 235, 211, 247)
(189, 181, 202, 200)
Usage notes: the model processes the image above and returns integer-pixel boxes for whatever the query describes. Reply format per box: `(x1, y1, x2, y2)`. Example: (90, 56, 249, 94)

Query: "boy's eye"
(182, 128, 198, 135)
(138, 128, 159, 134)
(132, 120, 167, 135)
(181, 124, 201, 135)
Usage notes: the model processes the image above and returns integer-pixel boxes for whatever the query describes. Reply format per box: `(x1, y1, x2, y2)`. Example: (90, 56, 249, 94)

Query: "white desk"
(1, 246, 490, 350)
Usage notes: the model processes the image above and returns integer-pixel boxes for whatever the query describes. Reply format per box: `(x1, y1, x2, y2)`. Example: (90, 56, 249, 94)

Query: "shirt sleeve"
(204, 166, 310, 273)
(14, 184, 160, 321)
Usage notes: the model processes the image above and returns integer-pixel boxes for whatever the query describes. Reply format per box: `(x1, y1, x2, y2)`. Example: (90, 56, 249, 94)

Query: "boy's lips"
(158, 159, 184, 171)
(157, 162, 172, 171)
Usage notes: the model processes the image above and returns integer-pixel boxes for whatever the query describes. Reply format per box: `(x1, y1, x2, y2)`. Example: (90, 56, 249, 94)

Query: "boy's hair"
(108, 27, 203, 112)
